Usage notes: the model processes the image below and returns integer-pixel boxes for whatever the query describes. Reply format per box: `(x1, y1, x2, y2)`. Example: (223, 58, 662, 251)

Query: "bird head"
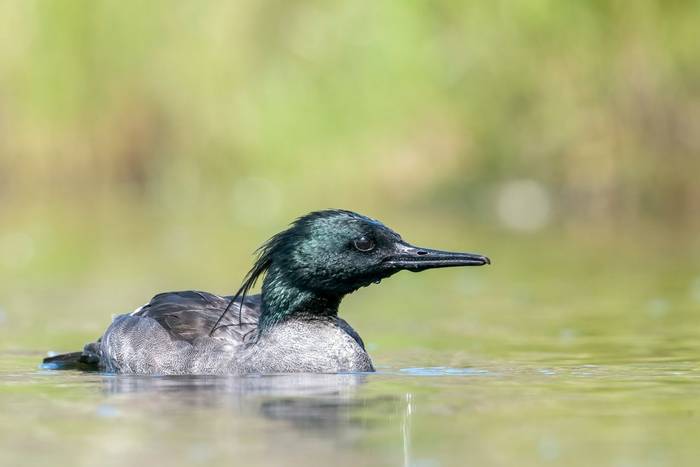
(247, 210, 490, 297)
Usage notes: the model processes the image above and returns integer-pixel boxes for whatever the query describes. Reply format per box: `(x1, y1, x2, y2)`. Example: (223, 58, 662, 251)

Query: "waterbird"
(43, 209, 490, 375)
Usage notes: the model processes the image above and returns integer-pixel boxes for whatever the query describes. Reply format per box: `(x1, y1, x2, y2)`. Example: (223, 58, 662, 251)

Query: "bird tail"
(42, 344, 101, 371)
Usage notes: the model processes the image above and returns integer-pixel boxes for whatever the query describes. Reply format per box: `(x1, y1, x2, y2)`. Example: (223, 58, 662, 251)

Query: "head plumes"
(209, 210, 379, 335)
(208, 219, 298, 335)
(241, 209, 367, 289)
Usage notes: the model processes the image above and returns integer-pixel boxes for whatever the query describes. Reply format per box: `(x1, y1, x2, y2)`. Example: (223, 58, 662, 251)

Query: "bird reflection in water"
(97, 373, 415, 465)
(100, 373, 408, 438)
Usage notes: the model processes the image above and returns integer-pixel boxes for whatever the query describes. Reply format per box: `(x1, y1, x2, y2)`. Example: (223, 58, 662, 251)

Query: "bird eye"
(353, 236, 374, 252)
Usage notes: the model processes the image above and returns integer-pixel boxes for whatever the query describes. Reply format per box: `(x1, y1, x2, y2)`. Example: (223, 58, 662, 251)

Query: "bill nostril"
(416, 250, 428, 256)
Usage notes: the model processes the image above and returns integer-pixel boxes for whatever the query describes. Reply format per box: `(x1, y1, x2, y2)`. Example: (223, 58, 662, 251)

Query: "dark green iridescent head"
(237, 209, 490, 329)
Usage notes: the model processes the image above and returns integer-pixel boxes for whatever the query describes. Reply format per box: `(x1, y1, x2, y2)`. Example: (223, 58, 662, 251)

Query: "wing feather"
(134, 291, 261, 344)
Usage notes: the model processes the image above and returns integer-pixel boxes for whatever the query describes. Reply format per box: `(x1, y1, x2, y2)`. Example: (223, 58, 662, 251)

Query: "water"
(2, 343, 700, 467)
(1, 224, 698, 466)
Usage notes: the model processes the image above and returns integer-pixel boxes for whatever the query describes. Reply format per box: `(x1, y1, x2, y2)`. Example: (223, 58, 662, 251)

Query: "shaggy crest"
(209, 210, 370, 335)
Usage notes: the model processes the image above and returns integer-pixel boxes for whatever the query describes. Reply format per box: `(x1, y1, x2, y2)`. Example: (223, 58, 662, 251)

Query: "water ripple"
(397, 366, 493, 376)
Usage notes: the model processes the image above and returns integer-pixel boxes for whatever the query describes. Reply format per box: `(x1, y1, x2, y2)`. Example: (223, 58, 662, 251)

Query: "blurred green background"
(0, 0, 698, 355)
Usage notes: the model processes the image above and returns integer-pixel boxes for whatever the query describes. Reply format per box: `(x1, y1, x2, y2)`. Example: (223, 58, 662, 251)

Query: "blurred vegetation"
(0, 1, 699, 350)
(1, 0, 699, 222)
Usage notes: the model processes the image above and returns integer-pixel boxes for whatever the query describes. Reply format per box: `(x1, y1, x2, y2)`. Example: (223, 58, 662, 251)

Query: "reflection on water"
(402, 393, 412, 467)
(99, 372, 422, 466)
(103, 373, 380, 434)
(0, 363, 410, 467)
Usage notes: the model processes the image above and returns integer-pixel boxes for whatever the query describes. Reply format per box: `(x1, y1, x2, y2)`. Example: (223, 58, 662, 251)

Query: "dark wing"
(336, 317, 366, 351)
(134, 290, 261, 344)
(42, 291, 259, 371)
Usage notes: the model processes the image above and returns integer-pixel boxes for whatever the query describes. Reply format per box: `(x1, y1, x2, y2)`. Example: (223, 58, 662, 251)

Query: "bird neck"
(259, 265, 342, 330)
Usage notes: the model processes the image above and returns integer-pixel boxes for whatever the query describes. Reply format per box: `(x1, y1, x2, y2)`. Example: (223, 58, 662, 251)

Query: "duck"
(42, 209, 490, 375)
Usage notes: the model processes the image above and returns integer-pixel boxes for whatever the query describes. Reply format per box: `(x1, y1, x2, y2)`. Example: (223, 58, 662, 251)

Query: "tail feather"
(42, 351, 100, 371)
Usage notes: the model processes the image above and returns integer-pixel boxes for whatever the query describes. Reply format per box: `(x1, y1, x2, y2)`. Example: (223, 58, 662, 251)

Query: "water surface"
(3, 342, 700, 467)
(1, 227, 699, 466)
